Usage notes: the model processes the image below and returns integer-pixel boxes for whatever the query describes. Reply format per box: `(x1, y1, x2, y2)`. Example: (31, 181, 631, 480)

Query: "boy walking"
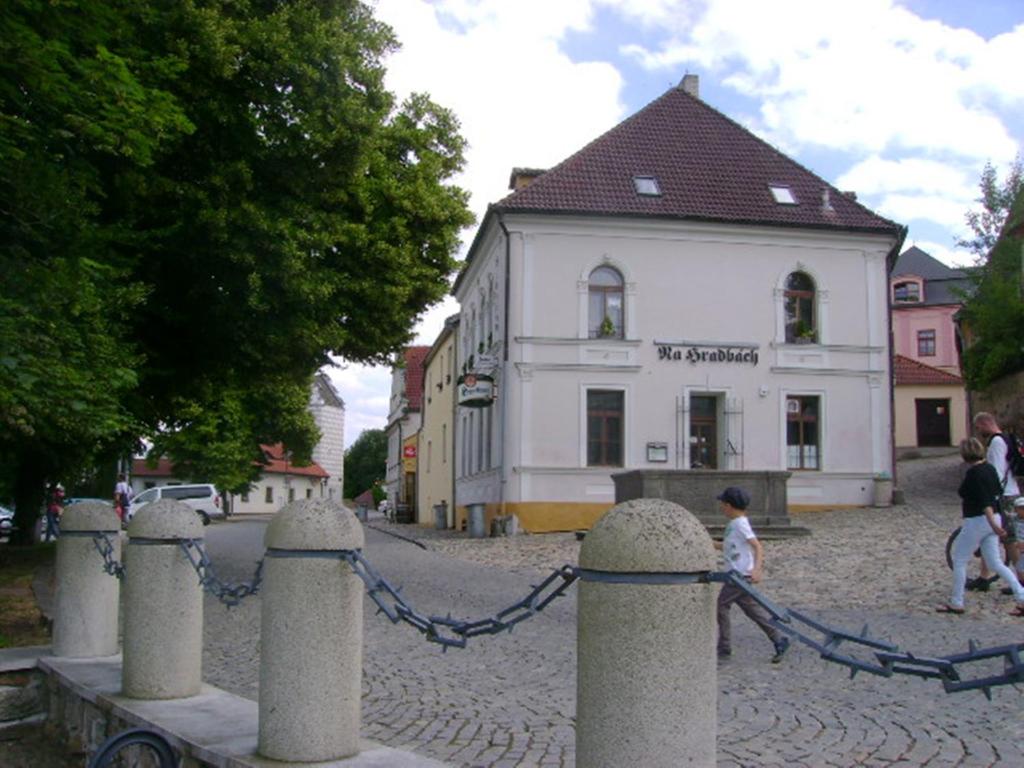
(715, 486, 790, 663)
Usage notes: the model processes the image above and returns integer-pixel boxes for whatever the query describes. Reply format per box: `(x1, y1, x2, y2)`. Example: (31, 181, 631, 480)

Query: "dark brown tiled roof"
(495, 85, 901, 234)
(403, 346, 431, 411)
(894, 355, 963, 386)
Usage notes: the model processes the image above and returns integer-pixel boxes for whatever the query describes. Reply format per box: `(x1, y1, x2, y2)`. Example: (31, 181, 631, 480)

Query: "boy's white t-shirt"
(723, 515, 756, 576)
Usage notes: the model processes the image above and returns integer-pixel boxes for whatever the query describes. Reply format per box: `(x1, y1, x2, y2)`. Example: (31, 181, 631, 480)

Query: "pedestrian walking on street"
(114, 473, 132, 522)
(938, 437, 1024, 616)
(44, 483, 64, 541)
(966, 412, 1020, 592)
(715, 486, 790, 662)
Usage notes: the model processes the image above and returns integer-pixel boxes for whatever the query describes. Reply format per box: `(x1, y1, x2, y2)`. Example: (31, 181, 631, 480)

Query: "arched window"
(588, 266, 624, 339)
(784, 272, 816, 343)
(892, 280, 921, 303)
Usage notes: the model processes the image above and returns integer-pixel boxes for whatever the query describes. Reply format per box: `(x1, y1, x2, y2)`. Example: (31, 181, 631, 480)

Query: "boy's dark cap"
(716, 486, 750, 510)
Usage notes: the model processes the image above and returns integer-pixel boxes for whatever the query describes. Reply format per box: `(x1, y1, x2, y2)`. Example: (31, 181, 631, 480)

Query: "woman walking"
(939, 437, 1024, 616)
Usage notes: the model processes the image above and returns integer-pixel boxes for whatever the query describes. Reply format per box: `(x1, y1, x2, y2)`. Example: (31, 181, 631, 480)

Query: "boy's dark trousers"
(717, 577, 782, 653)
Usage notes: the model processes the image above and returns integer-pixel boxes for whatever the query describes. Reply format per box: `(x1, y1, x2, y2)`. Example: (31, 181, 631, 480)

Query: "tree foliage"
(956, 156, 1023, 260)
(957, 158, 1024, 390)
(343, 428, 388, 500)
(0, 0, 472, 539)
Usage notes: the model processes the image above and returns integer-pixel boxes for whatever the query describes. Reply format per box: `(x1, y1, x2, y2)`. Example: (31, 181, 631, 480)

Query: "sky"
(330, 0, 1024, 447)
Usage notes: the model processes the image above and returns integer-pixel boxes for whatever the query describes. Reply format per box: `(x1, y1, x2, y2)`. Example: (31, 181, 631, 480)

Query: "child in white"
(715, 486, 790, 663)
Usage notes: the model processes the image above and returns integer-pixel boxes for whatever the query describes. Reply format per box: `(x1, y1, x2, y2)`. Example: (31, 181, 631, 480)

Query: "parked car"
(127, 484, 223, 525)
(0, 505, 13, 538)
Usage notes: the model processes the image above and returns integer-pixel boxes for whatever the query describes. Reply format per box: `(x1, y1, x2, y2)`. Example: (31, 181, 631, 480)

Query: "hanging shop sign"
(402, 437, 417, 472)
(654, 341, 759, 366)
(457, 373, 495, 408)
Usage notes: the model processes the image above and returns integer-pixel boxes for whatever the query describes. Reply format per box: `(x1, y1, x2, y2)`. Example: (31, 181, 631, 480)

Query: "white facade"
(310, 373, 345, 500)
(454, 215, 898, 532)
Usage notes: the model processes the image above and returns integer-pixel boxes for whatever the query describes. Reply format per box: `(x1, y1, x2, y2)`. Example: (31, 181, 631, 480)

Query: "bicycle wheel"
(89, 728, 177, 768)
(945, 527, 960, 570)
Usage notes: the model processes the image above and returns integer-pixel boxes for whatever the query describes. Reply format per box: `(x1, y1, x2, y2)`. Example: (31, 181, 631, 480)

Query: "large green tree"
(957, 157, 1024, 389)
(343, 428, 387, 500)
(1, 1, 472, 541)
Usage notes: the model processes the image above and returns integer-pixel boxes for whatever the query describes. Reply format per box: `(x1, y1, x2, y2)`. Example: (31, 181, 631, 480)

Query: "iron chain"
(178, 539, 264, 608)
(342, 548, 578, 650)
(90, 532, 126, 580)
(712, 570, 1024, 697)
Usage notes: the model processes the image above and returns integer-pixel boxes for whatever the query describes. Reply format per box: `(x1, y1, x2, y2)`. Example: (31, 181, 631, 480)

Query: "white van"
(127, 484, 223, 525)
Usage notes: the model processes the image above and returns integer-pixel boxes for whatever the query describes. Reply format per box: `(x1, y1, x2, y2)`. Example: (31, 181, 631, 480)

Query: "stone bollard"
(258, 498, 364, 762)
(122, 500, 204, 699)
(53, 502, 122, 657)
(576, 498, 718, 767)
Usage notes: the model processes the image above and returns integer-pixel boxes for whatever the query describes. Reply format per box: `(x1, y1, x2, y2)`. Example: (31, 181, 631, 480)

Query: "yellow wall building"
(417, 315, 459, 526)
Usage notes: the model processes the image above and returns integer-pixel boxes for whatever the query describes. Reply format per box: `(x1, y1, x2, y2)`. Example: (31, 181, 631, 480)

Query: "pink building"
(890, 247, 970, 447)
(891, 246, 969, 374)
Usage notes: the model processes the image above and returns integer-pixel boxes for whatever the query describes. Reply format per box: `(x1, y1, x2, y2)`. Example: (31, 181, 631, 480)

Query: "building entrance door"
(915, 399, 951, 447)
(690, 395, 718, 468)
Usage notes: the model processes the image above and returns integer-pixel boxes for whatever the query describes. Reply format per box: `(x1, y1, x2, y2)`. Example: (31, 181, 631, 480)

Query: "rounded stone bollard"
(576, 498, 718, 768)
(122, 500, 204, 699)
(258, 498, 365, 762)
(53, 502, 122, 658)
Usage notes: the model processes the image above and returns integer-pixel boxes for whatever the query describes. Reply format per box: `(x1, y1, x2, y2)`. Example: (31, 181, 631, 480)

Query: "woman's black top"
(958, 462, 1001, 518)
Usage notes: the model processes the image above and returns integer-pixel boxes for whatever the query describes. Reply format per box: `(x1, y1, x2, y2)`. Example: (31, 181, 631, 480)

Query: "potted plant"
(598, 315, 617, 338)
(793, 320, 816, 344)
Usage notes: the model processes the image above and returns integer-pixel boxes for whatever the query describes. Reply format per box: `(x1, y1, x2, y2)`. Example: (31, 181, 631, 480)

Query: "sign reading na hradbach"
(655, 340, 760, 366)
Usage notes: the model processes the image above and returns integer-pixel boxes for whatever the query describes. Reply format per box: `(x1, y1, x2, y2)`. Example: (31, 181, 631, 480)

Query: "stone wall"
(971, 370, 1024, 431)
(612, 469, 793, 529)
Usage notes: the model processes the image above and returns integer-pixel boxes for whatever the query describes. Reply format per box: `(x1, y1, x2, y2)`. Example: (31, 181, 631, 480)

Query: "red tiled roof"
(132, 457, 175, 477)
(260, 443, 329, 478)
(353, 489, 375, 506)
(495, 85, 901, 235)
(403, 346, 430, 411)
(894, 355, 964, 386)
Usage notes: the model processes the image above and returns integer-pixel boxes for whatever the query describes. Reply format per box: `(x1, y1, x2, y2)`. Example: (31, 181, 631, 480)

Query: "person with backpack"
(969, 412, 1021, 592)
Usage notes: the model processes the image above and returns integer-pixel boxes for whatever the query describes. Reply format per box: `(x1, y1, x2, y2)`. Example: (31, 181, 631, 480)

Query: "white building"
(131, 374, 345, 514)
(310, 372, 346, 500)
(452, 75, 906, 533)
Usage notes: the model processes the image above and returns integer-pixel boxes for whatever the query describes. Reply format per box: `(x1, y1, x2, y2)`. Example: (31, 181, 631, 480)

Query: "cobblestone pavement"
(199, 454, 1024, 767)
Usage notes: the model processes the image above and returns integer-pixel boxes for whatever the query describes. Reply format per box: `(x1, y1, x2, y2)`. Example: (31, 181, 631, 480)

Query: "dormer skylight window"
(633, 176, 661, 196)
(770, 185, 797, 205)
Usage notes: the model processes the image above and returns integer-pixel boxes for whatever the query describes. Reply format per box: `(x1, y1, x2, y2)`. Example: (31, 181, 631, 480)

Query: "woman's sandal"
(1010, 605, 1024, 617)
(935, 605, 965, 615)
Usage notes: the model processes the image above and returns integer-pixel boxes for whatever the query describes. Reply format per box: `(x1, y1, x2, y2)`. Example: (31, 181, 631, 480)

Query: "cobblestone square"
(201, 453, 1023, 767)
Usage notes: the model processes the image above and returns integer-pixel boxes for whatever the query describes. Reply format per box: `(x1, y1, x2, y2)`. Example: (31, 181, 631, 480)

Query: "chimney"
(508, 167, 547, 191)
(679, 74, 699, 99)
(842, 190, 858, 201)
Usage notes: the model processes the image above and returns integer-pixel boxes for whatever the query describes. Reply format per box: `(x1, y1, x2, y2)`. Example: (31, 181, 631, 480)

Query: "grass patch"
(0, 543, 55, 648)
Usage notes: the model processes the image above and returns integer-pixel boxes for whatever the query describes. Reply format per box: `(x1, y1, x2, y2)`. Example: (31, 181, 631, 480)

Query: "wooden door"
(915, 399, 951, 447)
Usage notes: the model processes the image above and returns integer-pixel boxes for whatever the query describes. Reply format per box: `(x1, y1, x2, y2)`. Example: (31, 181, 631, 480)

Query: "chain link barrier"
(81, 531, 1021, 694)
(709, 570, 1024, 698)
(84, 532, 262, 607)
(178, 539, 263, 608)
(89, 532, 126, 580)
(311, 548, 577, 650)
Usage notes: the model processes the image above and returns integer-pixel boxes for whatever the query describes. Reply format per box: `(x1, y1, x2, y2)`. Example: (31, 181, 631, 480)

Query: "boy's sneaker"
(966, 576, 996, 592)
(771, 637, 790, 664)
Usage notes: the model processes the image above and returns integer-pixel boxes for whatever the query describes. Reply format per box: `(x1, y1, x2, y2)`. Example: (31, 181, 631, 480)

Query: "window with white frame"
(587, 390, 624, 466)
(786, 396, 820, 470)
(588, 266, 624, 339)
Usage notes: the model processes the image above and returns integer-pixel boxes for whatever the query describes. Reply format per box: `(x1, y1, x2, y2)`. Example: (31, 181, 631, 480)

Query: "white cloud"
(617, 0, 1022, 163)
(374, 0, 626, 221)
(326, 1, 629, 443)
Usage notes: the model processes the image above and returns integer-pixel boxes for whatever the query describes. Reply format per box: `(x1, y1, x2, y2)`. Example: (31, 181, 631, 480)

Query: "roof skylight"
(633, 176, 661, 196)
(770, 185, 797, 205)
